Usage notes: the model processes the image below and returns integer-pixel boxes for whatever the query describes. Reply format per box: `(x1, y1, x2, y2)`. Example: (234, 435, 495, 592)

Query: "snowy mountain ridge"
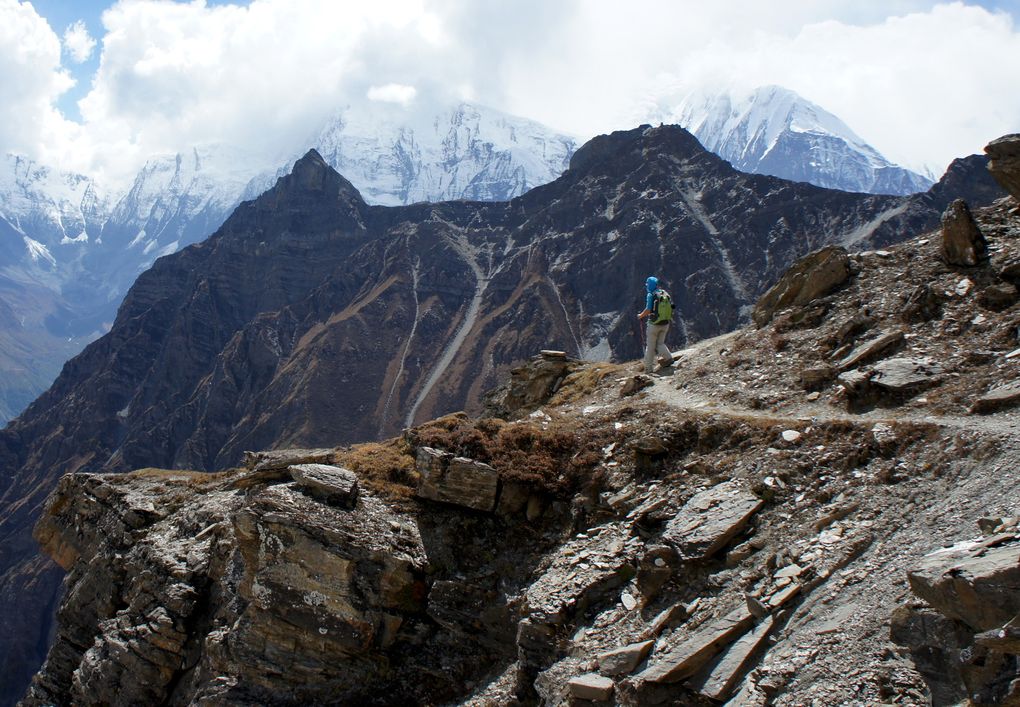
(653, 85, 933, 195)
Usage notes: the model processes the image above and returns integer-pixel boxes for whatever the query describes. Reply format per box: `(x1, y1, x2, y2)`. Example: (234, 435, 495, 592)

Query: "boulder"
(598, 640, 655, 676)
(940, 199, 988, 266)
(415, 451, 499, 512)
(289, 464, 359, 508)
(985, 133, 1020, 201)
(568, 673, 614, 701)
(243, 448, 334, 471)
(971, 381, 1020, 414)
(907, 540, 1020, 632)
(661, 482, 763, 561)
(753, 246, 851, 327)
(869, 358, 943, 394)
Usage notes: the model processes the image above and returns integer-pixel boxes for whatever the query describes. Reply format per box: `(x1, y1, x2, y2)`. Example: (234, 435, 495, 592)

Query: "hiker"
(637, 276, 673, 374)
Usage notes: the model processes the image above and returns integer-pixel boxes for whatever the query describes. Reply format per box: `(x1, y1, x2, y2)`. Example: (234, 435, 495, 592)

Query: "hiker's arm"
(638, 291, 654, 319)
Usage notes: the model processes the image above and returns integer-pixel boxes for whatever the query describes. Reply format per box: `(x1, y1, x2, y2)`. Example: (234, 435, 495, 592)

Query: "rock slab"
(598, 640, 655, 676)
(908, 540, 1020, 631)
(568, 673, 614, 701)
(971, 382, 1020, 414)
(290, 464, 359, 508)
(753, 246, 851, 327)
(635, 604, 755, 683)
(985, 133, 1020, 201)
(690, 615, 774, 701)
(415, 448, 499, 512)
(662, 482, 764, 561)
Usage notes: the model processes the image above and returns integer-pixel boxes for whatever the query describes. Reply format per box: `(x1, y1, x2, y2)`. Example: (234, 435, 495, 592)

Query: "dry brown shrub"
(407, 414, 613, 497)
(332, 439, 418, 500)
(549, 363, 623, 406)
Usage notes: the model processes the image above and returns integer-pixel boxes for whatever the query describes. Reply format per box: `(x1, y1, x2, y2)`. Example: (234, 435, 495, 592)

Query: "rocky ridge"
(22, 182, 1020, 703)
(0, 124, 1008, 704)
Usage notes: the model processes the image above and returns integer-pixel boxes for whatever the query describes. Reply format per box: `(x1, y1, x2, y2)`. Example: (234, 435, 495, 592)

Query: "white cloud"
(62, 19, 95, 63)
(0, 1, 81, 164)
(367, 83, 418, 105)
(2, 0, 1018, 185)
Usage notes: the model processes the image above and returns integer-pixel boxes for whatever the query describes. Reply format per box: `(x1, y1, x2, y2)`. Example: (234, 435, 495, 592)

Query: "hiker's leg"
(657, 323, 672, 364)
(644, 325, 656, 373)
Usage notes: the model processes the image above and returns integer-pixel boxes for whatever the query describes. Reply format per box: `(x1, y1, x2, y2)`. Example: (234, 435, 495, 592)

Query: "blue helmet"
(646, 276, 658, 293)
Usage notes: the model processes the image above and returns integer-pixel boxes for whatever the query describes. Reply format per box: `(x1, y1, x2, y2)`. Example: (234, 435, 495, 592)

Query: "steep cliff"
(23, 195, 1020, 704)
(0, 125, 1006, 703)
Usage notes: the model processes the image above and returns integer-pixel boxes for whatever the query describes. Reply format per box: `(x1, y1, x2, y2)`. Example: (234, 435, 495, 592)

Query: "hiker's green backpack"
(652, 288, 673, 325)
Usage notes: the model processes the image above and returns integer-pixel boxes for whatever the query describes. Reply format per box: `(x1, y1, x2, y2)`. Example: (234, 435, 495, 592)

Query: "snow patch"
(23, 237, 56, 266)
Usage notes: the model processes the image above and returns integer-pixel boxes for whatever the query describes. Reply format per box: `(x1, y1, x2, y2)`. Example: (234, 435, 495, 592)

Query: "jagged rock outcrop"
(893, 534, 1020, 705)
(985, 134, 1020, 201)
(19, 189, 1020, 705)
(0, 125, 1009, 702)
(941, 198, 988, 266)
(752, 246, 852, 327)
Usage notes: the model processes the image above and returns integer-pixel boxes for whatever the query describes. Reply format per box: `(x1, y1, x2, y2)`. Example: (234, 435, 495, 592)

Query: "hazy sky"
(3, 0, 1020, 186)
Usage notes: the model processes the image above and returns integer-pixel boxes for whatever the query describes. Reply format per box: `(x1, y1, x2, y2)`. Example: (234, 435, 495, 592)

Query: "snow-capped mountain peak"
(654, 85, 932, 195)
(249, 100, 579, 206)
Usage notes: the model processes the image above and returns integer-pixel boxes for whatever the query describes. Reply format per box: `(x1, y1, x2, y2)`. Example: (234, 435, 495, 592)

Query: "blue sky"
(4, 0, 1020, 184)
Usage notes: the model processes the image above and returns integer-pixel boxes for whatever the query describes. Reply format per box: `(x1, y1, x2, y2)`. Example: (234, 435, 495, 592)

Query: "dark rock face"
(985, 133, 1020, 201)
(0, 127, 1007, 703)
(940, 199, 988, 266)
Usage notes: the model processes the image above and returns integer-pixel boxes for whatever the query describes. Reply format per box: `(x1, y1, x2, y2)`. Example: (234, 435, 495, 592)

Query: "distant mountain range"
(0, 88, 945, 424)
(0, 102, 578, 424)
(650, 85, 933, 195)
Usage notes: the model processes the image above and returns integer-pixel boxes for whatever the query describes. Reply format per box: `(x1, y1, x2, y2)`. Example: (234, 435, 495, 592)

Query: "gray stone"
(416, 453, 499, 512)
(836, 330, 904, 371)
(640, 603, 688, 640)
(568, 673, 614, 701)
(985, 133, 1020, 201)
(243, 448, 334, 471)
(753, 246, 851, 327)
(662, 482, 763, 561)
(598, 640, 655, 676)
(689, 616, 774, 702)
(907, 540, 1020, 632)
(869, 357, 943, 393)
(635, 604, 754, 683)
(289, 464, 359, 508)
(971, 382, 1020, 414)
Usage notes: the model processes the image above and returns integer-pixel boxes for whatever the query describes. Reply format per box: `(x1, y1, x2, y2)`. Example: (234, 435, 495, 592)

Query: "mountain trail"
(639, 330, 1020, 441)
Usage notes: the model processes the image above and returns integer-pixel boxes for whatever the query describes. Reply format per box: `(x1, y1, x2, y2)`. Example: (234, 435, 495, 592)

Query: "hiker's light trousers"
(644, 322, 671, 373)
